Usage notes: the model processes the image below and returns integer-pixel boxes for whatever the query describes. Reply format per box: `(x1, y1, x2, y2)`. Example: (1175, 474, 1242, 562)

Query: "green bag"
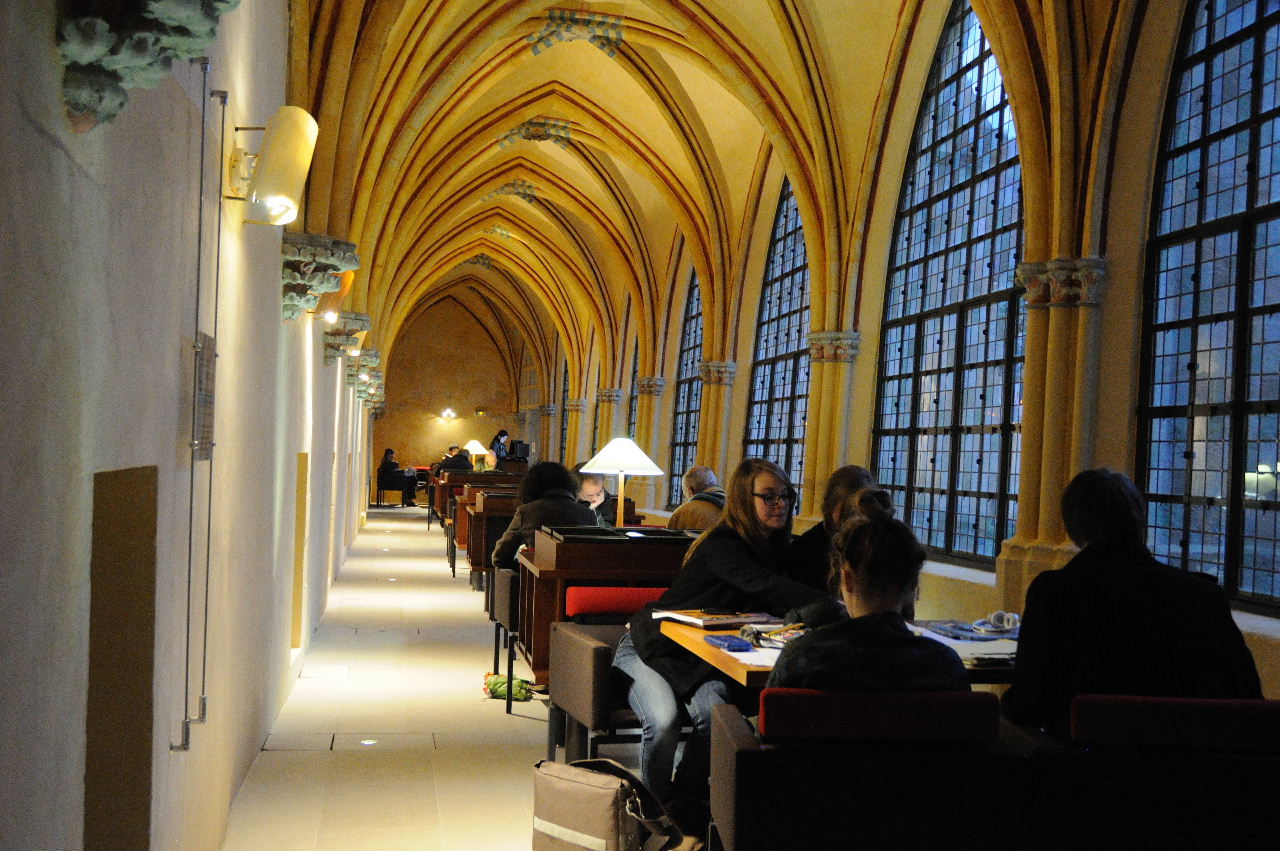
(485, 672, 533, 701)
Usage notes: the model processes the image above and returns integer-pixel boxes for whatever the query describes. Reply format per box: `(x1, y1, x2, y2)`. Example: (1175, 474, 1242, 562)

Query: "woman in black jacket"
(612, 458, 838, 834)
(490, 461, 597, 571)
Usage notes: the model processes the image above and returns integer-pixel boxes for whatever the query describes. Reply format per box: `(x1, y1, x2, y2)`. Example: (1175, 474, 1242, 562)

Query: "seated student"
(667, 466, 727, 531)
(491, 461, 598, 571)
(788, 465, 878, 591)
(576, 471, 615, 526)
(489, 429, 509, 461)
(613, 458, 841, 837)
(1002, 468, 1261, 738)
(768, 488, 968, 692)
(437, 447, 473, 474)
(378, 448, 417, 507)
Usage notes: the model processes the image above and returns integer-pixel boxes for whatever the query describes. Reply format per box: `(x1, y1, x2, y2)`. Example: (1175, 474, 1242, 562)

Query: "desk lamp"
(580, 438, 664, 526)
(464, 439, 489, 471)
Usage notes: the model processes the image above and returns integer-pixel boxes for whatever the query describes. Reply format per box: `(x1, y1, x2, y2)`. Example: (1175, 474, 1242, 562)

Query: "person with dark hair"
(788, 465, 879, 591)
(489, 429, 510, 461)
(437, 447, 473, 475)
(667, 466, 727, 531)
(613, 458, 841, 836)
(1003, 468, 1261, 737)
(767, 488, 968, 692)
(491, 461, 597, 571)
(378, 448, 418, 507)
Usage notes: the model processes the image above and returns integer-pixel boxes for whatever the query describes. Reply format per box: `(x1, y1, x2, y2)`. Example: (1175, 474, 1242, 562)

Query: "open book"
(652, 609, 784, 630)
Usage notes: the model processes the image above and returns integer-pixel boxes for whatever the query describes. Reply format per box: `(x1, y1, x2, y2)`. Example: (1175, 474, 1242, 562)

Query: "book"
(651, 609, 784, 629)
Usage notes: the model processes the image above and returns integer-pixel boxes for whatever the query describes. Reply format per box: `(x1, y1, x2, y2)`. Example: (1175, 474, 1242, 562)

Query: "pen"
(763, 623, 803, 636)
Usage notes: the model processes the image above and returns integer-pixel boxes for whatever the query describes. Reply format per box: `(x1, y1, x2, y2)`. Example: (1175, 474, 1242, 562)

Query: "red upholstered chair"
(710, 688, 1020, 851)
(1025, 694, 1280, 850)
(546, 586, 669, 761)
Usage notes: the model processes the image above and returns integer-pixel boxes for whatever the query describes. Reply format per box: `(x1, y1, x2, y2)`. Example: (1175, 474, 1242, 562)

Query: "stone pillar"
(632, 377, 666, 508)
(997, 257, 1108, 609)
(594, 388, 623, 447)
(697, 361, 736, 474)
(564, 398, 589, 465)
(538, 404, 557, 463)
(802, 330, 861, 512)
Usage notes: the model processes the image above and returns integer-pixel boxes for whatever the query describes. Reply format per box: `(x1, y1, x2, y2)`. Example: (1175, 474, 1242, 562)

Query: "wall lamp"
(226, 105, 318, 225)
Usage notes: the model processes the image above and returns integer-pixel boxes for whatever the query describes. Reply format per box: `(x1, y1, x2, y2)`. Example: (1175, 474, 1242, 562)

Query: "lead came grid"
(1141, 0, 1280, 606)
(669, 274, 703, 507)
(872, 0, 1024, 565)
(743, 179, 810, 503)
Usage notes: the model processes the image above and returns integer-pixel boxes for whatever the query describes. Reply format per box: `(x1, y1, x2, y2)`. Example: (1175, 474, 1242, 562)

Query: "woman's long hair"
(685, 458, 793, 563)
(820, 465, 877, 531)
(518, 461, 576, 503)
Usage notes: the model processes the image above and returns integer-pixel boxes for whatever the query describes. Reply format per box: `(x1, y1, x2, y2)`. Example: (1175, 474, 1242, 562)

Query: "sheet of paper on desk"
(722, 647, 782, 667)
(911, 625, 1018, 660)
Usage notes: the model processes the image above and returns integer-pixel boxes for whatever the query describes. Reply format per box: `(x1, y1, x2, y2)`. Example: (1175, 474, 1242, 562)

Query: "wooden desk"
(658, 620, 1017, 687)
(515, 528, 693, 683)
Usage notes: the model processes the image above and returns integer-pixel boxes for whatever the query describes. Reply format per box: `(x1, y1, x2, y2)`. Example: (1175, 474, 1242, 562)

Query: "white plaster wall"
(0, 2, 349, 849)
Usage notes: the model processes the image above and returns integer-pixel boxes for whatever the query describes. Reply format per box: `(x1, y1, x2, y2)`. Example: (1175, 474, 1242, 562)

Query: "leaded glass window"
(1141, 0, 1280, 607)
(743, 179, 810, 503)
(872, 0, 1025, 565)
(670, 272, 703, 508)
(559, 362, 569, 463)
(628, 340, 639, 439)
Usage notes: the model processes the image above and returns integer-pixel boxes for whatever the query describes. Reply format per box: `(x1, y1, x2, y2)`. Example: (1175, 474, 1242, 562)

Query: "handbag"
(532, 758, 685, 851)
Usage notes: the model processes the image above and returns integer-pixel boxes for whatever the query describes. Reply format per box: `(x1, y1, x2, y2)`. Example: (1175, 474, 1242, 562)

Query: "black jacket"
(1002, 538, 1261, 736)
(767, 611, 969, 692)
(788, 522, 834, 592)
(491, 489, 598, 571)
(626, 526, 832, 697)
(437, 453, 473, 474)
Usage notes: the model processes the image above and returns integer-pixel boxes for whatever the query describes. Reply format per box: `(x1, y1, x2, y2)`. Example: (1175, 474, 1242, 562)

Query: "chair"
(546, 587, 671, 761)
(375, 466, 411, 507)
(491, 568, 521, 715)
(1024, 694, 1280, 850)
(709, 688, 1019, 850)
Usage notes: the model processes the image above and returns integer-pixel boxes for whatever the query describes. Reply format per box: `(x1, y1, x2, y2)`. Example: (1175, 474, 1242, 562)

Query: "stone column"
(594, 388, 623, 447)
(564, 398, 589, 465)
(802, 330, 861, 512)
(997, 257, 1108, 609)
(697, 361, 737, 473)
(632, 377, 666, 508)
(538, 404, 557, 463)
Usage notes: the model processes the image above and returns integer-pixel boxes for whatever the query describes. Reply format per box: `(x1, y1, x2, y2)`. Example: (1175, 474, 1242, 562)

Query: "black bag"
(532, 758, 684, 851)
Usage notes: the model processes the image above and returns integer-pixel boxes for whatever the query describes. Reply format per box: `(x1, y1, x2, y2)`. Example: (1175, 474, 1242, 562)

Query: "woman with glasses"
(612, 458, 840, 840)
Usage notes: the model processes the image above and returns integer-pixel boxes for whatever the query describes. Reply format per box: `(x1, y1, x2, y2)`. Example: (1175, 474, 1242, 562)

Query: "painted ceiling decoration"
(497, 117, 573, 150)
(528, 8, 626, 57)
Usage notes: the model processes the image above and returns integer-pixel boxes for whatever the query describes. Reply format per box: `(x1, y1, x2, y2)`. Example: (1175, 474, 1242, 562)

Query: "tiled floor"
(221, 507, 550, 851)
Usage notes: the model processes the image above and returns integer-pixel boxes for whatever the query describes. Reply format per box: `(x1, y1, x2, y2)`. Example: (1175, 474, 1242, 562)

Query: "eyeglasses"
(753, 490, 797, 506)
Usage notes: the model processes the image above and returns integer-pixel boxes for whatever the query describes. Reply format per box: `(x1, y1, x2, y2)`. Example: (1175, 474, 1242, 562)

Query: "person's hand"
(580, 484, 606, 509)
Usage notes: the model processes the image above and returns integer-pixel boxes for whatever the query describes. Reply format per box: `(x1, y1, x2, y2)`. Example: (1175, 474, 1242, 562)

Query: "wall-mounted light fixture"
(441, 408, 457, 419)
(226, 105, 318, 225)
(474, 408, 488, 417)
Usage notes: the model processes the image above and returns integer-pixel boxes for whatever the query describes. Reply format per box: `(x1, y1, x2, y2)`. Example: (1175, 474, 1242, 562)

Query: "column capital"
(565, 398, 588, 413)
(538, 404, 558, 417)
(636, 376, 666, 395)
(596, 388, 623, 403)
(1016, 261, 1050, 307)
(698, 361, 736, 385)
(1047, 256, 1107, 306)
(807, 330, 860, 362)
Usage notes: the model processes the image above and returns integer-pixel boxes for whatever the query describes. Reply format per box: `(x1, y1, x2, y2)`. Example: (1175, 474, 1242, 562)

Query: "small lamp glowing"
(226, 105, 319, 226)
(442, 408, 456, 419)
(323, 310, 339, 324)
(580, 437, 664, 526)
(464, 439, 489, 471)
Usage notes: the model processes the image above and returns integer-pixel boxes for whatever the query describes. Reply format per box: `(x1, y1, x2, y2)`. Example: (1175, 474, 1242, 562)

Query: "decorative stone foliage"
(1017, 258, 1106, 307)
(565, 398, 588, 414)
(698, 361, 736, 385)
(1016, 261, 1049, 307)
(636, 376, 665, 395)
(322, 312, 371, 362)
(281, 233, 360, 320)
(528, 8, 624, 57)
(57, 0, 241, 129)
(807, 330, 860, 362)
(596, 388, 622, 404)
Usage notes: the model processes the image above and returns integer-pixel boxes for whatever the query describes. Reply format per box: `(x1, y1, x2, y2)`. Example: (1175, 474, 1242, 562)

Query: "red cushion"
(757, 687, 998, 741)
(1071, 694, 1280, 754)
(564, 586, 668, 618)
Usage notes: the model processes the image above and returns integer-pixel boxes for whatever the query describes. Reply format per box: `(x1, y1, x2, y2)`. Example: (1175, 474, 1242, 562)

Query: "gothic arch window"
(559, 361, 569, 463)
(743, 178, 811, 502)
(872, 0, 1025, 565)
(627, 340, 639, 439)
(1141, 0, 1280, 607)
(669, 271, 703, 508)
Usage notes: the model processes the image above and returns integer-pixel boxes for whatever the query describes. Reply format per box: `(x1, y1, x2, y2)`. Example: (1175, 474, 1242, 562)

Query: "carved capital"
(596, 388, 623, 404)
(565, 398, 588, 414)
(281, 233, 360, 321)
(539, 404, 558, 417)
(1016, 261, 1050, 307)
(699, 361, 736, 385)
(636, 376, 666, 395)
(807, 330, 860, 362)
(322, 311, 371, 362)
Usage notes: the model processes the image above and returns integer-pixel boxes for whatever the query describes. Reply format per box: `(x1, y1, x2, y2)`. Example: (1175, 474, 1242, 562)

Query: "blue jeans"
(612, 630, 728, 809)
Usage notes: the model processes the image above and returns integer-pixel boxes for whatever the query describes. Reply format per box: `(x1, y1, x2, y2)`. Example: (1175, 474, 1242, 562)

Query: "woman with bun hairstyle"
(766, 488, 968, 692)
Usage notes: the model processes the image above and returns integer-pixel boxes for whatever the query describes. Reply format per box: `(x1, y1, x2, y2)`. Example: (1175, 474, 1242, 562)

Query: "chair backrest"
(563, 586, 668, 619)
(757, 687, 999, 742)
(1070, 693, 1280, 754)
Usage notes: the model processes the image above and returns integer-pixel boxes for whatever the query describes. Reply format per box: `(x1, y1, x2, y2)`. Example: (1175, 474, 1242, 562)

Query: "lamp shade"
(246, 105, 319, 225)
(580, 438, 664, 476)
(463, 439, 488, 456)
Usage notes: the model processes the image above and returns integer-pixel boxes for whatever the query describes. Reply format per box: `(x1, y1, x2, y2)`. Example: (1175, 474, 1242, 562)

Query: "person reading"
(1002, 468, 1261, 737)
(767, 488, 968, 692)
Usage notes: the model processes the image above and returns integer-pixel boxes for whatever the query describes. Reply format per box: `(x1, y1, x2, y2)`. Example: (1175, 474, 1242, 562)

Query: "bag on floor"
(484, 672, 533, 701)
(532, 758, 684, 851)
